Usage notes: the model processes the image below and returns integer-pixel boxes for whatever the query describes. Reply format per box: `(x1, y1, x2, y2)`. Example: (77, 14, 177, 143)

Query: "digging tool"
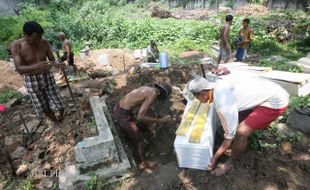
(19, 112, 35, 146)
(55, 51, 82, 120)
(19, 112, 32, 136)
(200, 64, 206, 78)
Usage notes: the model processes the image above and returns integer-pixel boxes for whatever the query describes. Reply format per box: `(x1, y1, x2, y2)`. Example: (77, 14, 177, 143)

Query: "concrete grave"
(59, 96, 132, 190)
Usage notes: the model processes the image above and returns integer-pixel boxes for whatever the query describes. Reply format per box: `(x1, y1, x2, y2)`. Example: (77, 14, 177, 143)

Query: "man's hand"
(35, 61, 52, 73)
(212, 68, 230, 75)
(158, 115, 171, 124)
(208, 156, 217, 171)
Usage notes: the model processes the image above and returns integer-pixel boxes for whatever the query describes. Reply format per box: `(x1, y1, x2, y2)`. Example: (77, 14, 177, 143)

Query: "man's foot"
(211, 160, 233, 176)
(138, 161, 155, 174)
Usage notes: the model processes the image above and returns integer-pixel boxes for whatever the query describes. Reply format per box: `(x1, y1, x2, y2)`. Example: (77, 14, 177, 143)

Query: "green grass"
(0, 88, 22, 104)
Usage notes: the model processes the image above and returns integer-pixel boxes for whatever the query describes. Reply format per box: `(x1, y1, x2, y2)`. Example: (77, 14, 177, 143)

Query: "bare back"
(120, 86, 157, 109)
(219, 23, 230, 43)
(63, 39, 72, 53)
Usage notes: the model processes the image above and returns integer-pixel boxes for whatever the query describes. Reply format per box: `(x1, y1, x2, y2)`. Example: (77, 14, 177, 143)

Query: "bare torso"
(11, 37, 55, 75)
(119, 86, 157, 111)
(63, 39, 71, 53)
(14, 38, 50, 66)
(219, 23, 230, 44)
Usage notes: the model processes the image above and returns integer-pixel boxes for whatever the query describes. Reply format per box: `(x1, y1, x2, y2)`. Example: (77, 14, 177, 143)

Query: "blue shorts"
(235, 48, 245, 61)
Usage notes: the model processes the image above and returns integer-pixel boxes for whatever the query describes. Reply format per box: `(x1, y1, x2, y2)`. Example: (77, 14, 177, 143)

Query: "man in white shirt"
(188, 73, 289, 174)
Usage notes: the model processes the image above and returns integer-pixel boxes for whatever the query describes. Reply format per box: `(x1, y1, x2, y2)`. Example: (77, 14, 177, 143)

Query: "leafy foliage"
(0, 88, 22, 104)
(0, 0, 308, 64)
(19, 179, 35, 190)
(257, 60, 304, 73)
(86, 173, 98, 190)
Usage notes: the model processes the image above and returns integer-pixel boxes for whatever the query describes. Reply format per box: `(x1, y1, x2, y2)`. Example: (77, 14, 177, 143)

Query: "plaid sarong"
(23, 71, 64, 117)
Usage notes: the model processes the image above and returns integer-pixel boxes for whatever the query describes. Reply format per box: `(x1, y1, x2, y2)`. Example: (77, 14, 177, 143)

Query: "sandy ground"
(0, 61, 23, 90)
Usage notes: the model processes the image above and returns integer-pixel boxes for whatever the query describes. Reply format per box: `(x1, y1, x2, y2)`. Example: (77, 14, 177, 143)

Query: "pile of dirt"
(151, 5, 173, 19)
(265, 17, 295, 43)
(75, 48, 139, 75)
(172, 9, 215, 20)
(179, 50, 207, 59)
(235, 4, 268, 16)
(0, 60, 23, 90)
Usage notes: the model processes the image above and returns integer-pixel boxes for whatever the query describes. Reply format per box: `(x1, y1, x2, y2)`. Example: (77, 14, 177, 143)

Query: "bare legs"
(213, 121, 256, 176)
(232, 121, 256, 158)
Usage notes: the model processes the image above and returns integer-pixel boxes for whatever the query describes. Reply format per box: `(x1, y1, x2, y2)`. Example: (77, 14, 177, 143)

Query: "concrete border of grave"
(59, 96, 133, 190)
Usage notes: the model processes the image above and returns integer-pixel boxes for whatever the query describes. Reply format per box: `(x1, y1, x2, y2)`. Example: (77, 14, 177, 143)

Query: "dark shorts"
(61, 52, 74, 66)
(235, 48, 245, 61)
(113, 103, 143, 144)
(23, 71, 64, 117)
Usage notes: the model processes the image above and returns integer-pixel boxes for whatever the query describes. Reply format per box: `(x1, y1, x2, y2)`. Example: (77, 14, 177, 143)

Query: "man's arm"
(137, 94, 168, 124)
(11, 41, 51, 75)
(210, 139, 233, 168)
(210, 85, 238, 168)
(246, 29, 253, 43)
(46, 41, 66, 69)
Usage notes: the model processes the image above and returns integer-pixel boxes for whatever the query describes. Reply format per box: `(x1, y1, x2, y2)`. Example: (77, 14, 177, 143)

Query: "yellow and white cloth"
(174, 98, 216, 170)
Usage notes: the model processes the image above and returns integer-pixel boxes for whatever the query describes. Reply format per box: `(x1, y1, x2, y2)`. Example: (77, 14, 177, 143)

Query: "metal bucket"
(159, 52, 169, 69)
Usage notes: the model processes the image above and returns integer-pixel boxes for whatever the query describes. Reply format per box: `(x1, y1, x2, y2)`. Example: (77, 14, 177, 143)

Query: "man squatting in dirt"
(188, 70, 289, 175)
(217, 15, 233, 64)
(114, 82, 172, 171)
(11, 21, 66, 122)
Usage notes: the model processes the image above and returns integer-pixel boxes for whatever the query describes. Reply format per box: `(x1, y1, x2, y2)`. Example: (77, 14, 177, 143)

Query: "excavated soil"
(0, 61, 23, 90)
(104, 65, 310, 190)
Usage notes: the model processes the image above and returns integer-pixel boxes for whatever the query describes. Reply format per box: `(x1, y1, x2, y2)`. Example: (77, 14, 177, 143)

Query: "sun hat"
(154, 82, 172, 98)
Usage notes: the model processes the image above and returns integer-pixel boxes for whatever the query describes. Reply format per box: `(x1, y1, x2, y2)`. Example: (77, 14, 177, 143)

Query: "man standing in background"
(58, 32, 77, 75)
(235, 18, 253, 62)
(217, 15, 233, 64)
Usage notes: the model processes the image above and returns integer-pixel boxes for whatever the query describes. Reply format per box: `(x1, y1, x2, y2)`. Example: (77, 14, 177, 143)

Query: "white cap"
(188, 76, 217, 94)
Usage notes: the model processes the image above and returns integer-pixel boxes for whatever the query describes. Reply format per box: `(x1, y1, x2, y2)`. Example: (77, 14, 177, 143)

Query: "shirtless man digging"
(57, 32, 77, 75)
(114, 82, 172, 171)
(11, 21, 66, 122)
